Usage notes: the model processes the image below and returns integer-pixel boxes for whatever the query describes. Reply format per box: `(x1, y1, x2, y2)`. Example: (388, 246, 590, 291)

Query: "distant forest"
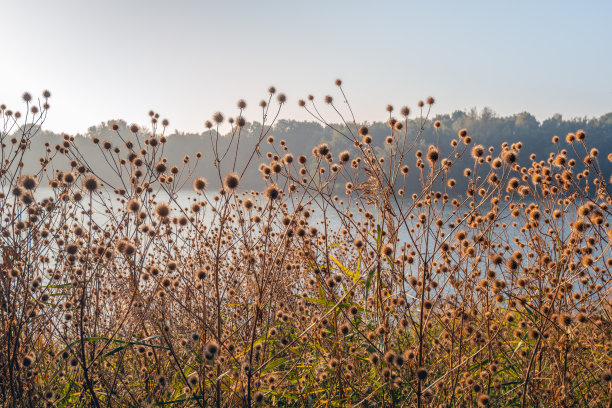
(17, 109, 612, 196)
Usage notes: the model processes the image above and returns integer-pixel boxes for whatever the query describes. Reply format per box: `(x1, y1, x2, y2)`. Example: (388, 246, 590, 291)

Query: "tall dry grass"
(0, 85, 610, 407)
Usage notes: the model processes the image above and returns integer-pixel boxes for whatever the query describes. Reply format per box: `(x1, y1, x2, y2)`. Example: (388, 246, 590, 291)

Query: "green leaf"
(49, 283, 77, 289)
(59, 336, 109, 353)
(318, 281, 327, 302)
(155, 395, 204, 405)
(356, 248, 362, 277)
(364, 269, 376, 310)
(329, 254, 356, 283)
(263, 357, 287, 373)
(100, 345, 127, 358)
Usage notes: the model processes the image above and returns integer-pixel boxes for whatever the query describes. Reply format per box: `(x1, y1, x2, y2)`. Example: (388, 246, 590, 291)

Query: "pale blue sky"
(1, 0, 610, 134)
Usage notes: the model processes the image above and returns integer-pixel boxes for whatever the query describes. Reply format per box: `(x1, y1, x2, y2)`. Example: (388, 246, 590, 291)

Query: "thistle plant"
(0, 83, 610, 407)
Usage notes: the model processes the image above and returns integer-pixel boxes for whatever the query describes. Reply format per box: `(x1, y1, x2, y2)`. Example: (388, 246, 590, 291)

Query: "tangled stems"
(0, 85, 610, 407)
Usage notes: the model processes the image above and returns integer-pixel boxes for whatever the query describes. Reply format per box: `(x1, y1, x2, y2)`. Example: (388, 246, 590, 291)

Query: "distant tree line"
(19, 109, 612, 196)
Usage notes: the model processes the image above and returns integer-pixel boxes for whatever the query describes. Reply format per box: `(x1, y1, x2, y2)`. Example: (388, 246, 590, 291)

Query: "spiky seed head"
(264, 183, 280, 200)
(82, 176, 99, 192)
(471, 145, 484, 159)
(155, 203, 170, 219)
(20, 175, 38, 190)
(316, 143, 329, 157)
(126, 199, 141, 213)
(426, 146, 439, 164)
(254, 391, 264, 403)
(187, 372, 199, 386)
(205, 341, 219, 357)
(383, 351, 396, 365)
(502, 150, 518, 164)
(62, 172, 76, 184)
(213, 112, 224, 124)
(338, 150, 350, 163)
(416, 367, 429, 381)
(154, 161, 167, 173)
(193, 177, 207, 192)
(528, 328, 539, 339)
(22, 353, 34, 367)
(224, 172, 240, 190)
(477, 394, 490, 407)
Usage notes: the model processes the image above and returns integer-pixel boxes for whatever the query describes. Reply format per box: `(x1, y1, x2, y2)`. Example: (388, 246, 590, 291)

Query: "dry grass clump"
(0, 85, 610, 407)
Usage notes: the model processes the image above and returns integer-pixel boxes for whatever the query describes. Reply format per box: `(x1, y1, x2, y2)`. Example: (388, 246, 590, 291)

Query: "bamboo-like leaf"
(329, 254, 356, 283)
(262, 356, 287, 373)
(364, 269, 376, 311)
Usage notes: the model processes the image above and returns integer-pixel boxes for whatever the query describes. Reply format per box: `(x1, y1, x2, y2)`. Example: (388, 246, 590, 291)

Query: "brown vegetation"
(0, 85, 610, 407)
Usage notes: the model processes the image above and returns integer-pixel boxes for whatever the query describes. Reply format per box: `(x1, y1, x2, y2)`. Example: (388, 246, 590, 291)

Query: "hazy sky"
(1, 0, 610, 134)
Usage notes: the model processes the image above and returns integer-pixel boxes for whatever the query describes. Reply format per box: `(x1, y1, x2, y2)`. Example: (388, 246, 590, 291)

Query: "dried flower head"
(193, 177, 207, 192)
(82, 176, 99, 192)
(224, 172, 240, 190)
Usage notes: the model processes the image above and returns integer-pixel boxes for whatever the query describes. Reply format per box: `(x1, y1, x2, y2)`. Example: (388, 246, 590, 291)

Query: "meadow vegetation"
(0, 83, 611, 407)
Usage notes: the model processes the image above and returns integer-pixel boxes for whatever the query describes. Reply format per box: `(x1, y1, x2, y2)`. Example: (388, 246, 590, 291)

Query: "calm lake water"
(24, 186, 588, 250)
